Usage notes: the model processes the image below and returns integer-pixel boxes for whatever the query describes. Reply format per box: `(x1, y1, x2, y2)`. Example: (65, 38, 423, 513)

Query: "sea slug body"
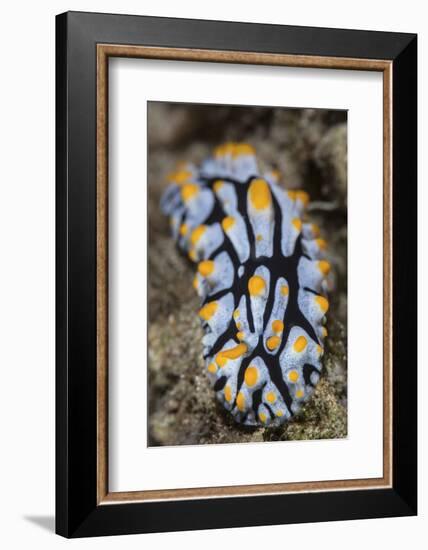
(161, 143, 330, 426)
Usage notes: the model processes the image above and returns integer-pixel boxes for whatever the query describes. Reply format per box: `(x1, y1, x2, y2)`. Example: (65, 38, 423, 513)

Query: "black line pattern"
(161, 144, 330, 426)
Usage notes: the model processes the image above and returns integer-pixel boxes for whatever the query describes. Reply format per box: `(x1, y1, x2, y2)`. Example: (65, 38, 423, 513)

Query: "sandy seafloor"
(147, 103, 347, 446)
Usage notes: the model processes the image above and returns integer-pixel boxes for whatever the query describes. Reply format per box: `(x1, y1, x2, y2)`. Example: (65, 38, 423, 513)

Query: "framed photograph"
(56, 11, 417, 538)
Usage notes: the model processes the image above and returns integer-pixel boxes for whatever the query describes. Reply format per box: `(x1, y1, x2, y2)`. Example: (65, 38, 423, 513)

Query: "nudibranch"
(161, 143, 330, 426)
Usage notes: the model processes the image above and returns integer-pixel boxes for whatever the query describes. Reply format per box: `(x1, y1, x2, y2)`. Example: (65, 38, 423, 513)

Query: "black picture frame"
(56, 10, 417, 538)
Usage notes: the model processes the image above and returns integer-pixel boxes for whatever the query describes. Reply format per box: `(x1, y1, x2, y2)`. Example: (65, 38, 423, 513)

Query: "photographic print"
(147, 102, 347, 446)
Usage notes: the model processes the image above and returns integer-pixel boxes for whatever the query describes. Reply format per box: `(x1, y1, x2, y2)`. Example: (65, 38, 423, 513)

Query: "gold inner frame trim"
(96, 44, 393, 505)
